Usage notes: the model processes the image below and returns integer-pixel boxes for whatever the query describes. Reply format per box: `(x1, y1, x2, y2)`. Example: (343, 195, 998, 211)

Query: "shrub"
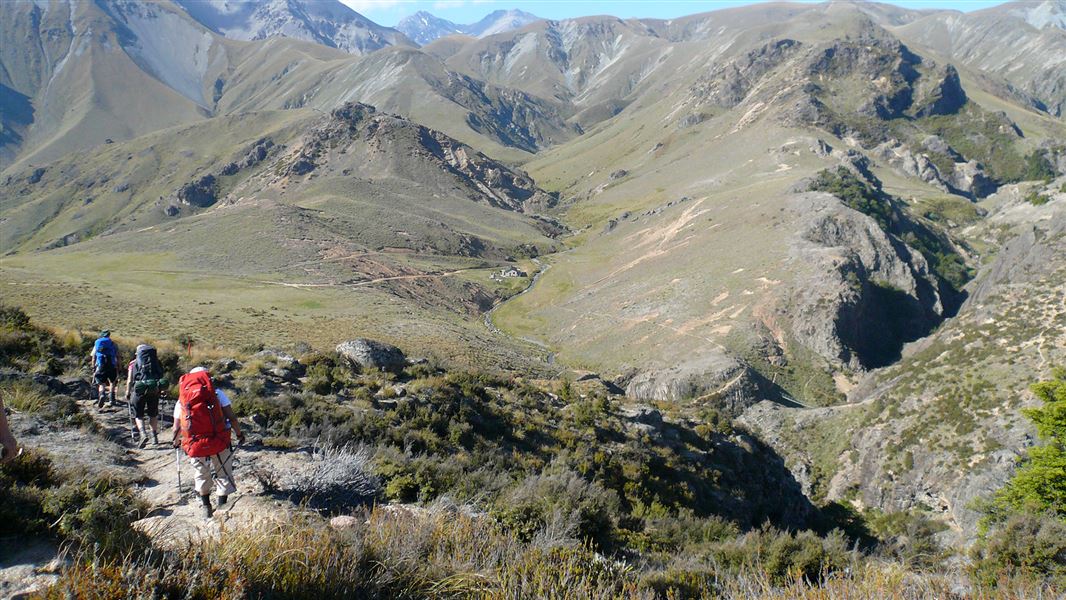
(970, 512, 1066, 589)
(493, 468, 621, 551)
(1025, 190, 1051, 206)
(808, 167, 896, 230)
(0, 449, 147, 556)
(1022, 151, 1056, 183)
(994, 368, 1066, 516)
(278, 444, 381, 513)
(710, 525, 854, 585)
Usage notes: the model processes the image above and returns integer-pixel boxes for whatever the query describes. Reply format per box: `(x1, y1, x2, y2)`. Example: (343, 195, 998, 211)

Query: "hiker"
(125, 344, 168, 448)
(91, 330, 119, 408)
(0, 396, 20, 463)
(173, 367, 246, 518)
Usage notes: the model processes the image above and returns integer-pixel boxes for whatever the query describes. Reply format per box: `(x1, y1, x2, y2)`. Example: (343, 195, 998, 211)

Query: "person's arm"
(125, 364, 133, 399)
(172, 402, 182, 447)
(217, 391, 246, 445)
(0, 397, 20, 463)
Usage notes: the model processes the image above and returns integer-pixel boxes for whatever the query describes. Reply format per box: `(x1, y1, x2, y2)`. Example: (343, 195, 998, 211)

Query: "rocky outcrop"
(176, 174, 217, 207)
(626, 351, 773, 415)
(218, 138, 275, 176)
(913, 65, 967, 117)
(690, 39, 802, 109)
(175, 138, 276, 208)
(788, 192, 945, 370)
(282, 103, 558, 213)
(336, 339, 406, 373)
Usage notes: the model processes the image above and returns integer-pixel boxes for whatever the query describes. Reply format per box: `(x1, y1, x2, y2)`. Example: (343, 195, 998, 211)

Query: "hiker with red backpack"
(125, 344, 169, 448)
(172, 366, 246, 518)
(91, 330, 119, 408)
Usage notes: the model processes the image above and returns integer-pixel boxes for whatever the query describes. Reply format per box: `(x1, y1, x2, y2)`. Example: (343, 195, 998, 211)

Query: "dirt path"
(77, 394, 290, 549)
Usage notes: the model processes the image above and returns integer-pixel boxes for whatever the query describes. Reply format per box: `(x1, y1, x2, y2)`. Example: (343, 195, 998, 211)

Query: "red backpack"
(177, 370, 230, 458)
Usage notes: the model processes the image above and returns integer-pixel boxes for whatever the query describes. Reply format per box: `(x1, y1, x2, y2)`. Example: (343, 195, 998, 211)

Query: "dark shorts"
(133, 390, 160, 419)
(94, 365, 117, 385)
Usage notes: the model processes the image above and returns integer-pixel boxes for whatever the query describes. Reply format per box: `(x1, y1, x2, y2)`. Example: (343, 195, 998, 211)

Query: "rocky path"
(77, 393, 295, 549)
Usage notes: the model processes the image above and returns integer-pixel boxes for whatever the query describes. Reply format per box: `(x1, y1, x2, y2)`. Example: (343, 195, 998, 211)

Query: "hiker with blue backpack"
(125, 344, 169, 448)
(91, 330, 119, 408)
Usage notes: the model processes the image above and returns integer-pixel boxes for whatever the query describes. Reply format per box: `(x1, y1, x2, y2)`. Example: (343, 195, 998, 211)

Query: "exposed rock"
(112, 182, 130, 193)
(163, 205, 180, 217)
(691, 38, 802, 108)
(620, 405, 663, 428)
(336, 339, 406, 372)
(27, 167, 45, 184)
(914, 65, 967, 117)
(626, 351, 771, 415)
(788, 192, 945, 370)
(677, 113, 705, 129)
(176, 174, 218, 207)
(609, 169, 628, 180)
(950, 161, 997, 198)
(329, 515, 360, 530)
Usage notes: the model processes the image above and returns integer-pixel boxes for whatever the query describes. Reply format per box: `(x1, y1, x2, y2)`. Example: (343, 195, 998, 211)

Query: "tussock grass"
(36, 506, 1061, 599)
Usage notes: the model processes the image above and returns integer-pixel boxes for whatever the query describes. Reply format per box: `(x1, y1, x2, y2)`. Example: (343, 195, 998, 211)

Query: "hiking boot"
(152, 431, 159, 445)
(138, 434, 149, 449)
(199, 496, 213, 519)
(218, 495, 228, 506)
(95, 392, 105, 409)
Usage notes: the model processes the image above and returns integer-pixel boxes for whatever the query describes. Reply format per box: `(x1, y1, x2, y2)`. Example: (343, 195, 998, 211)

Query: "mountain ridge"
(396, 8, 540, 45)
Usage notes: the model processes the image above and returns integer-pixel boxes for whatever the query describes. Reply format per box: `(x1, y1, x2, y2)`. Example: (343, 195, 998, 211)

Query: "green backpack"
(133, 345, 168, 393)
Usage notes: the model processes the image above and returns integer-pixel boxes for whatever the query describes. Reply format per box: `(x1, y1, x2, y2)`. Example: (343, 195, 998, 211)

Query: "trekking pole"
(126, 398, 139, 443)
(175, 447, 183, 495)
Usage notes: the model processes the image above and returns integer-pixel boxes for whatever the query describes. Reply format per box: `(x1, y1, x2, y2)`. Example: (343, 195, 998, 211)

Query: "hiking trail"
(77, 392, 297, 549)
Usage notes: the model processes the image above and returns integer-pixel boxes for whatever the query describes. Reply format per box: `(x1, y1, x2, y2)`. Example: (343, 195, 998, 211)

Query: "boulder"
(336, 339, 406, 373)
(329, 515, 360, 530)
(626, 351, 769, 416)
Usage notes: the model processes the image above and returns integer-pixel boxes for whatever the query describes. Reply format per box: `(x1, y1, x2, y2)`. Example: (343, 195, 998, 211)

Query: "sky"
(339, 0, 1008, 26)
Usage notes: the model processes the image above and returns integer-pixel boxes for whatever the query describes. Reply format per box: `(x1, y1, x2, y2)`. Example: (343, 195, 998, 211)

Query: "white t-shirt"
(174, 388, 232, 428)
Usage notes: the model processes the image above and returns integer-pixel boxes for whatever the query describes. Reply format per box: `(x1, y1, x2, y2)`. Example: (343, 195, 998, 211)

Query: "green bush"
(1025, 190, 1051, 206)
(1022, 151, 1056, 183)
(0, 449, 147, 557)
(970, 512, 1066, 588)
(710, 525, 854, 585)
(808, 167, 896, 231)
(995, 368, 1066, 516)
(493, 468, 621, 551)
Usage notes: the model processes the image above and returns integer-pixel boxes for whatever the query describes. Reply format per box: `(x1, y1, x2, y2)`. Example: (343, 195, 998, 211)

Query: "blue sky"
(340, 0, 1006, 26)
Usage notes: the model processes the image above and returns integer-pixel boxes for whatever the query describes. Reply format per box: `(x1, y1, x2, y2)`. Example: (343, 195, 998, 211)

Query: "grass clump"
(1, 380, 94, 429)
(1025, 190, 1051, 206)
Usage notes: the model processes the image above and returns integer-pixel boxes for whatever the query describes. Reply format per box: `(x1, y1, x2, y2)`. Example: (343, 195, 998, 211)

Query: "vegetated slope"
(741, 179, 1066, 544)
(498, 5, 1063, 411)
(0, 104, 561, 366)
(397, 9, 540, 45)
(173, 0, 413, 54)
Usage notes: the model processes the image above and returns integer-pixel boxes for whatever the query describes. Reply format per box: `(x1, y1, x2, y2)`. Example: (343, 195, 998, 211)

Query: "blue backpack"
(95, 338, 116, 369)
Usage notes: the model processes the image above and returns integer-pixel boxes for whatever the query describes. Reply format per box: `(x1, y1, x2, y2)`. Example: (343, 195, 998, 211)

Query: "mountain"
(397, 9, 540, 45)
(0, 0, 575, 171)
(173, 0, 413, 54)
(396, 10, 464, 45)
(887, 0, 1066, 116)
(1, 0, 1065, 554)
